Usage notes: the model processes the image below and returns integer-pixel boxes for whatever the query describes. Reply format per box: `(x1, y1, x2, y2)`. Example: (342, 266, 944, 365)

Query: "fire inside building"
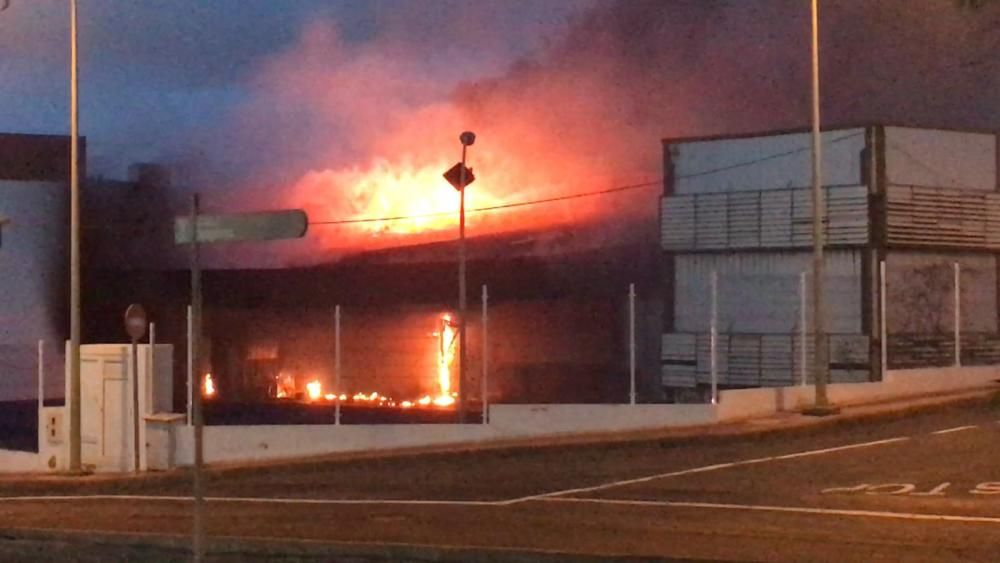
(0, 124, 997, 425)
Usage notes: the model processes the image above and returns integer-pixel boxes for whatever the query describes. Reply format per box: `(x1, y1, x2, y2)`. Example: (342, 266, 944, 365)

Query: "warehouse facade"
(659, 125, 999, 399)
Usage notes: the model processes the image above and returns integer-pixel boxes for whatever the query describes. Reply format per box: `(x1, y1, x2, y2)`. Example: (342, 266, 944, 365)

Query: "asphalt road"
(0, 394, 998, 562)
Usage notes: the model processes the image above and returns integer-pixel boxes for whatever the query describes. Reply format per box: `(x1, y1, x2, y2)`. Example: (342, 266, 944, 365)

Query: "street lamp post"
(805, 0, 838, 416)
(68, 0, 83, 471)
(457, 131, 475, 423)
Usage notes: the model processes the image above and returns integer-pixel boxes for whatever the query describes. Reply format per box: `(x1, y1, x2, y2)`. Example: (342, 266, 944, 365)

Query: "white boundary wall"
(0, 450, 38, 473)
(9, 366, 995, 472)
(173, 404, 718, 466)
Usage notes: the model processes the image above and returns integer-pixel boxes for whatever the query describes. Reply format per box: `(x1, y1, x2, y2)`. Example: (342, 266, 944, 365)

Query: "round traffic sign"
(124, 304, 147, 342)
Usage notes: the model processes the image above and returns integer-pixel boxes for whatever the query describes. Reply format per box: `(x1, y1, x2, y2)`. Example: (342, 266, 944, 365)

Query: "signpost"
(124, 304, 146, 474)
(176, 201, 308, 562)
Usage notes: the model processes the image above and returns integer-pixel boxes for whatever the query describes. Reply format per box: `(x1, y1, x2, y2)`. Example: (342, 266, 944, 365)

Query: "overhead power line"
(310, 132, 864, 227)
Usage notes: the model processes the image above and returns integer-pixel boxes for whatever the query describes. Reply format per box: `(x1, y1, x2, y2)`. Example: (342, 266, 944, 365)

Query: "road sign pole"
(131, 339, 140, 472)
(190, 194, 205, 563)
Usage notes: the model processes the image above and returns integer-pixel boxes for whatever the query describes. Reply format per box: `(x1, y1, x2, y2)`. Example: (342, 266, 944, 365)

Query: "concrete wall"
(171, 404, 717, 466)
(0, 449, 38, 473)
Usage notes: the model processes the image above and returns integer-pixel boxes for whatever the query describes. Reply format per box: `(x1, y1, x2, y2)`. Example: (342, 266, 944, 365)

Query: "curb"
(0, 526, 714, 562)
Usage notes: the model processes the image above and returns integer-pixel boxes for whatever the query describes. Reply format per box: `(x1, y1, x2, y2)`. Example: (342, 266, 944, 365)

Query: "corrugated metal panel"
(886, 185, 1000, 249)
(662, 185, 869, 251)
(661, 332, 869, 388)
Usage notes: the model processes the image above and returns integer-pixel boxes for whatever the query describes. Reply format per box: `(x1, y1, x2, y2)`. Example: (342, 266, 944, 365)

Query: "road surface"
(0, 394, 997, 561)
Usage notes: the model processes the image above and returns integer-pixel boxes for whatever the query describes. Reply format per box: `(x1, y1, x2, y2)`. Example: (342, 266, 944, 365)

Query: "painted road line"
(541, 497, 1000, 525)
(0, 494, 502, 506)
(505, 436, 910, 503)
(931, 425, 979, 435)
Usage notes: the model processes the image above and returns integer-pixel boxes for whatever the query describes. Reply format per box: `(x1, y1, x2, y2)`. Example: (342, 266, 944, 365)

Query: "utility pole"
(804, 0, 838, 416)
(68, 0, 83, 472)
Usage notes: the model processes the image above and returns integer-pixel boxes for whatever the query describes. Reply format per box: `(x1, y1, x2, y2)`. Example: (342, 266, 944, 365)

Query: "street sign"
(124, 304, 147, 342)
(443, 163, 475, 191)
(174, 209, 308, 244)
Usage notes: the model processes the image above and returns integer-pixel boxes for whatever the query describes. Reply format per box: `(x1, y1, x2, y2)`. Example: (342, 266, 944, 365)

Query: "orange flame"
(203, 373, 216, 398)
(306, 380, 322, 401)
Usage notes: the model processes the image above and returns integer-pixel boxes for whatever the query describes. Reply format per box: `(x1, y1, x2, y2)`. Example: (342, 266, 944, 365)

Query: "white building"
(660, 125, 999, 398)
(0, 133, 71, 401)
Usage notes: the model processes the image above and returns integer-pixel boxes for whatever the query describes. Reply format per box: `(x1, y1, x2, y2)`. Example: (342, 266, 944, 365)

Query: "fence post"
(186, 305, 193, 426)
(954, 262, 961, 367)
(880, 261, 888, 380)
(482, 285, 489, 424)
(629, 283, 637, 405)
(37, 340, 44, 413)
(710, 271, 718, 405)
(800, 271, 807, 386)
(335, 305, 342, 426)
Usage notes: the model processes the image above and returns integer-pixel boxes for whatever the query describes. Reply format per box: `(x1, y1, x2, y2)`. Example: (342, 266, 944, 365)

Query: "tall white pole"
(186, 305, 193, 426)
(809, 0, 831, 411)
(68, 0, 82, 474)
(954, 262, 961, 367)
(880, 261, 888, 380)
(629, 283, 637, 405)
(481, 285, 488, 424)
(335, 305, 341, 426)
(710, 271, 718, 405)
(800, 271, 808, 386)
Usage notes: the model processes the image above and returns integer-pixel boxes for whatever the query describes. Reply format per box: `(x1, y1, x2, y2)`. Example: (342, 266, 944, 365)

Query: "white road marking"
(505, 436, 910, 503)
(540, 497, 1000, 525)
(931, 425, 978, 435)
(0, 494, 500, 506)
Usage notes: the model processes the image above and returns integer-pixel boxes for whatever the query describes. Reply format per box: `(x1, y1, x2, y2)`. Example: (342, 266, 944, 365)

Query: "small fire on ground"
(270, 313, 459, 409)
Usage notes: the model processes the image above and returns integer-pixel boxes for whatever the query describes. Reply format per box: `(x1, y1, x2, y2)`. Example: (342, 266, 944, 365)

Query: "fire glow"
(203, 373, 216, 398)
(277, 313, 459, 409)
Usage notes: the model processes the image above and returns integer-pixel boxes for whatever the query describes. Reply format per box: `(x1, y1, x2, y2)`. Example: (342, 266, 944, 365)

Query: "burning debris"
(264, 312, 460, 409)
(203, 373, 216, 398)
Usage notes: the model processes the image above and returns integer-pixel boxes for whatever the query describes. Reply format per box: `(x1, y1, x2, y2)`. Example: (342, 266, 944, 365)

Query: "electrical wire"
(308, 131, 865, 227)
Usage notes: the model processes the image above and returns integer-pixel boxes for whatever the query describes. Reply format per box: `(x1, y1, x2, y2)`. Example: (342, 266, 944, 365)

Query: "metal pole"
(149, 322, 156, 408)
(37, 340, 44, 415)
(629, 283, 637, 405)
(186, 305, 193, 427)
(190, 194, 205, 563)
(68, 0, 82, 474)
(800, 271, 808, 386)
(809, 0, 831, 411)
(954, 262, 961, 367)
(710, 271, 718, 405)
(458, 144, 468, 423)
(481, 285, 488, 424)
(131, 339, 140, 473)
(880, 261, 888, 380)
(335, 305, 341, 426)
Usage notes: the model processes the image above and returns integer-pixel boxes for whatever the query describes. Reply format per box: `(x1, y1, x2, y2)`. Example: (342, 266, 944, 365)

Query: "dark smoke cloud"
(173, 0, 998, 266)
